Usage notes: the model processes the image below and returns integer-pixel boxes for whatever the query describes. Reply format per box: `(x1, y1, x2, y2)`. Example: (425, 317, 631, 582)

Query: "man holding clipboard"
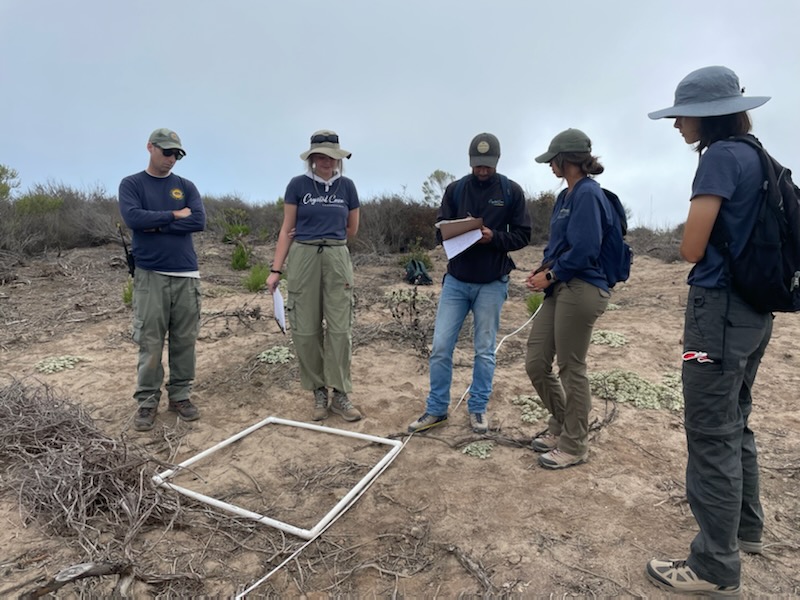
(408, 133, 531, 434)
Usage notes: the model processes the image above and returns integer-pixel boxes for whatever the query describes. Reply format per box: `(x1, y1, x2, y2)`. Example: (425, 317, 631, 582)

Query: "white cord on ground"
(236, 299, 542, 597)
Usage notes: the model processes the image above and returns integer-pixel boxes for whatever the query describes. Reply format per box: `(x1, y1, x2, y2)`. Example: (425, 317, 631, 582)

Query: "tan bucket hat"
(299, 130, 352, 160)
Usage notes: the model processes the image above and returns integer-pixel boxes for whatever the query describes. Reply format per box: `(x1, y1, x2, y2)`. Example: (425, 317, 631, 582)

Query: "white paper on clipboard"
(442, 229, 482, 260)
(272, 289, 286, 334)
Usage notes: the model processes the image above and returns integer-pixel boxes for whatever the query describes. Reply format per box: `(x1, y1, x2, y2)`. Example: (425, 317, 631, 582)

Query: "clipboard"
(435, 217, 483, 240)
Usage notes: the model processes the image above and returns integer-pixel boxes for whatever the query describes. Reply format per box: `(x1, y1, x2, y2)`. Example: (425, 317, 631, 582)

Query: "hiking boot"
(739, 538, 763, 554)
(531, 432, 558, 453)
(408, 412, 448, 433)
(312, 387, 329, 421)
(469, 412, 489, 434)
(538, 448, 587, 469)
(168, 399, 200, 421)
(646, 559, 741, 596)
(330, 390, 362, 422)
(134, 406, 157, 431)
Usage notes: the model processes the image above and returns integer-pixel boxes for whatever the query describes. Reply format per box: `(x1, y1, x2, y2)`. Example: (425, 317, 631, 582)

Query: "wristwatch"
(546, 270, 557, 282)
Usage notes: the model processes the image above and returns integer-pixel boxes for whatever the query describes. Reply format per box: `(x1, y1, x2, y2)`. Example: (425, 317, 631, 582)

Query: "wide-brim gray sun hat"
(648, 65, 770, 120)
(300, 129, 352, 160)
(535, 128, 592, 163)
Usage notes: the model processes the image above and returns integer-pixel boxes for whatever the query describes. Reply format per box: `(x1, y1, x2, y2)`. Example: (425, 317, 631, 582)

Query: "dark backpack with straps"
(711, 134, 800, 313)
(599, 189, 633, 288)
(404, 258, 433, 285)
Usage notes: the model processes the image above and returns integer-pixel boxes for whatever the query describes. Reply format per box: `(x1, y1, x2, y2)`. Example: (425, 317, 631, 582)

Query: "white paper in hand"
(272, 289, 286, 334)
(442, 229, 482, 260)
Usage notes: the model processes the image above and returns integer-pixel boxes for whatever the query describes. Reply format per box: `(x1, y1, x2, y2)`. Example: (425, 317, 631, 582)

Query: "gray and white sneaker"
(469, 412, 489, 434)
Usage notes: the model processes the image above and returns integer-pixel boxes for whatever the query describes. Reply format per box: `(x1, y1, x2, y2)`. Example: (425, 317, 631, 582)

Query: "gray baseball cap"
(648, 65, 770, 120)
(535, 128, 591, 163)
(149, 128, 186, 155)
(469, 133, 501, 168)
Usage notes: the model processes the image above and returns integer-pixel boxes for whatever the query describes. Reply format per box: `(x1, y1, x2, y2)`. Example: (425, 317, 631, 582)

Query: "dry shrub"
(353, 195, 438, 254)
(627, 225, 683, 263)
(527, 191, 555, 245)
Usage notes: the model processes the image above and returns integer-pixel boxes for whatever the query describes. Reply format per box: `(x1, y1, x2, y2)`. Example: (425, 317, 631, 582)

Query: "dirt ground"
(1, 235, 799, 597)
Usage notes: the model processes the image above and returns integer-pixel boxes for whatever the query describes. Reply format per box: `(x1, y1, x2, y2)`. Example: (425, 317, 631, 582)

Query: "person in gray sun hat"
(267, 130, 362, 423)
(408, 133, 531, 436)
(525, 128, 622, 471)
(644, 66, 773, 596)
(119, 128, 206, 432)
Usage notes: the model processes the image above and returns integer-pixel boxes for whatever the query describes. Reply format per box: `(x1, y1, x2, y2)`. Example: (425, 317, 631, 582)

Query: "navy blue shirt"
(119, 171, 206, 272)
(544, 177, 612, 292)
(688, 140, 762, 288)
(285, 173, 359, 241)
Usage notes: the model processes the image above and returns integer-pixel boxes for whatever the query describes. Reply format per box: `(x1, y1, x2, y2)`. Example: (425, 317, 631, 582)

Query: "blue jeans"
(425, 274, 509, 416)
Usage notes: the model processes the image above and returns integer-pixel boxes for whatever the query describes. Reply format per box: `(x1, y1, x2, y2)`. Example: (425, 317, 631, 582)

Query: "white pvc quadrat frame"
(152, 416, 402, 540)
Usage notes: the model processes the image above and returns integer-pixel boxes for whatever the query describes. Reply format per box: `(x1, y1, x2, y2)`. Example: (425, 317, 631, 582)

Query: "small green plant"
(257, 346, 294, 364)
(591, 329, 627, 347)
(223, 223, 250, 244)
(462, 441, 494, 459)
(511, 394, 549, 423)
(397, 237, 433, 270)
(526, 293, 544, 316)
(589, 369, 683, 411)
(35, 355, 86, 373)
(244, 264, 270, 292)
(606, 302, 620, 311)
(122, 277, 133, 306)
(231, 242, 250, 271)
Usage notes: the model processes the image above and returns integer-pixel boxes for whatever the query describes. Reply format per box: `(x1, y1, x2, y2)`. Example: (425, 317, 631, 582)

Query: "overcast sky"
(2, 0, 798, 227)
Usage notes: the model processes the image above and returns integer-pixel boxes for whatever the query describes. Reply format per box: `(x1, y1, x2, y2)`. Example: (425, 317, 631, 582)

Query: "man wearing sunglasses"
(119, 128, 206, 432)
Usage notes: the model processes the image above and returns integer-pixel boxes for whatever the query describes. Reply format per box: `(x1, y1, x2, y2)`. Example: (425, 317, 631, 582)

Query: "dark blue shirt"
(119, 171, 206, 272)
(688, 140, 762, 288)
(544, 177, 611, 292)
(284, 173, 359, 241)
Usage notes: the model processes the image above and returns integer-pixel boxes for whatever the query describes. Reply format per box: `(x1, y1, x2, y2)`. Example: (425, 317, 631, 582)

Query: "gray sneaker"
(312, 387, 329, 421)
(330, 390, 362, 422)
(134, 406, 157, 431)
(531, 432, 558, 453)
(469, 412, 489, 434)
(408, 412, 448, 433)
(738, 538, 763, 554)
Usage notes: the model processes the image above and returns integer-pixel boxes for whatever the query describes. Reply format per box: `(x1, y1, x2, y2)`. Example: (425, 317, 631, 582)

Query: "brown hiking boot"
(312, 387, 329, 421)
(134, 406, 157, 431)
(531, 432, 558, 453)
(330, 390, 362, 422)
(168, 399, 200, 421)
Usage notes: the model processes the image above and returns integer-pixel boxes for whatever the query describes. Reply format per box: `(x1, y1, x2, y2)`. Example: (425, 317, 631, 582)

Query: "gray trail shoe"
(408, 412, 448, 433)
(330, 390, 362, 422)
(538, 448, 587, 469)
(531, 432, 558, 453)
(134, 406, 157, 431)
(312, 387, 329, 421)
(469, 412, 489, 434)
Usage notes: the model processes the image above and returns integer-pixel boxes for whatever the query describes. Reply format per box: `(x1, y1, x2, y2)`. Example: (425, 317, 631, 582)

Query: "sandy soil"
(0, 236, 798, 597)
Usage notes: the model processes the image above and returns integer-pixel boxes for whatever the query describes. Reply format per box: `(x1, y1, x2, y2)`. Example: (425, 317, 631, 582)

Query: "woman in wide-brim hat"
(644, 66, 772, 596)
(267, 130, 362, 423)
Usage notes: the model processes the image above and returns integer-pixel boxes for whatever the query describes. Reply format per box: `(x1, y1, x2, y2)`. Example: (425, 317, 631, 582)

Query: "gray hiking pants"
(683, 286, 772, 587)
(525, 278, 609, 456)
(132, 269, 201, 407)
(286, 240, 354, 393)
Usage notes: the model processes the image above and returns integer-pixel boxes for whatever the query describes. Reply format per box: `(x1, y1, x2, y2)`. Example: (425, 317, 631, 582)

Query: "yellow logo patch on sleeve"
(170, 188, 185, 200)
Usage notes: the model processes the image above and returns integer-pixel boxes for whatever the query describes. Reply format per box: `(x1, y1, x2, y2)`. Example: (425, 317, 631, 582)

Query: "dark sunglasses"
(310, 134, 339, 144)
(158, 147, 184, 160)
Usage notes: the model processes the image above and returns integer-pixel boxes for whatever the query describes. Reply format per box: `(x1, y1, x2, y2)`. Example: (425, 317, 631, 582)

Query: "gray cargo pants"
(683, 286, 772, 587)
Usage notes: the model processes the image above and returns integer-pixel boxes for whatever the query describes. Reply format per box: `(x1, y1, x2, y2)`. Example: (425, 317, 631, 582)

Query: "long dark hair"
(696, 112, 752, 153)
(552, 152, 604, 176)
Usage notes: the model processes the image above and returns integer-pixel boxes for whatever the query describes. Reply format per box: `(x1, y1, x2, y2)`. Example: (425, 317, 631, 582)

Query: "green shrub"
(244, 264, 270, 292)
(526, 293, 544, 316)
(231, 242, 250, 270)
(397, 237, 433, 270)
(122, 277, 133, 306)
(222, 223, 250, 244)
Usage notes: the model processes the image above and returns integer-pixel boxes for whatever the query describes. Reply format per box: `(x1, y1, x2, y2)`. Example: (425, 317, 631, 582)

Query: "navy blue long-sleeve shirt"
(119, 171, 206, 272)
